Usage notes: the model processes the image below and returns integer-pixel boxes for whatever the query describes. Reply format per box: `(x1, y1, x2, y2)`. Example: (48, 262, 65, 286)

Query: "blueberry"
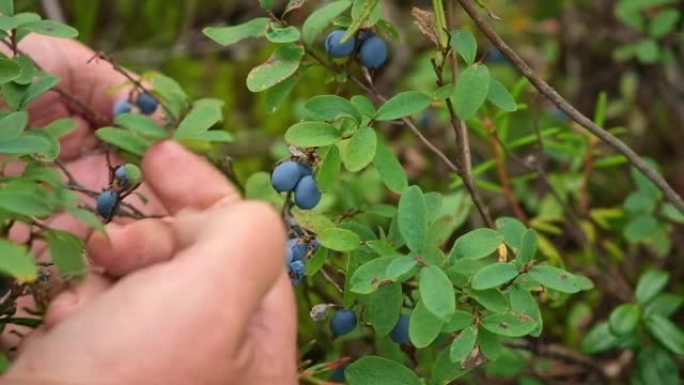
(359, 36, 388, 69)
(294, 175, 322, 210)
(390, 314, 410, 344)
(271, 161, 307, 193)
(288, 260, 306, 285)
(137, 92, 158, 115)
(112, 99, 131, 116)
(325, 30, 356, 58)
(114, 164, 142, 190)
(288, 238, 308, 262)
(297, 163, 313, 177)
(330, 309, 357, 337)
(96, 190, 120, 219)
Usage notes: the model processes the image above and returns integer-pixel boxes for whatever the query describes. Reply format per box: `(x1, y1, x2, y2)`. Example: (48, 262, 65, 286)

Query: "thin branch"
(457, 0, 684, 214)
(485, 118, 529, 223)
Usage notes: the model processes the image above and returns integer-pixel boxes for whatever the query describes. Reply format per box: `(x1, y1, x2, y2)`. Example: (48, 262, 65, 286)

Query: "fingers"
(87, 218, 177, 277)
(142, 141, 240, 214)
(43, 274, 112, 329)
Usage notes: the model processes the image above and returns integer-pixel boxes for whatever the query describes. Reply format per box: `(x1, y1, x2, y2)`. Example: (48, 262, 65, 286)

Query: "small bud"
(310, 303, 336, 322)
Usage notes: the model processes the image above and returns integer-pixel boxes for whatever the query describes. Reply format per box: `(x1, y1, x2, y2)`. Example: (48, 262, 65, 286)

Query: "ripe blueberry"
(325, 30, 356, 58)
(294, 175, 322, 210)
(271, 161, 306, 193)
(310, 238, 321, 252)
(96, 190, 120, 219)
(390, 314, 410, 344)
(288, 238, 308, 262)
(329, 365, 347, 382)
(113, 99, 131, 116)
(137, 92, 158, 115)
(330, 309, 357, 337)
(359, 36, 388, 69)
(288, 260, 306, 285)
(114, 163, 142, 190)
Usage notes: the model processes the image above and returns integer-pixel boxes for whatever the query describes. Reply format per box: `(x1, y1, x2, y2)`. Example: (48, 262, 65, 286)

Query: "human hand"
(3, 141, 298, 385)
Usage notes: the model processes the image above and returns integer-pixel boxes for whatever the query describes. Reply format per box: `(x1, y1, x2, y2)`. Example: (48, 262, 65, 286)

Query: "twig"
(457, 0, 684, 214)
(320, 267, 344, 293)
(485, 118, 529, 223)
(505, 339, 608, 381)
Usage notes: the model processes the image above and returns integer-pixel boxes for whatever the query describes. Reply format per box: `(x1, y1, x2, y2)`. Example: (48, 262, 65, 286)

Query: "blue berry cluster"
(285, 236, 320, 285)
(96, 163, 143, 221)
(325, 29, 388, 69)
(271, 160, 322, 210)
(112, 91, 159, 117)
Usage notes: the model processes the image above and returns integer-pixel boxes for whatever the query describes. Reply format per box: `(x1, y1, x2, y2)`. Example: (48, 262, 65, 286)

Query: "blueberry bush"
(0, 0, 683, 383)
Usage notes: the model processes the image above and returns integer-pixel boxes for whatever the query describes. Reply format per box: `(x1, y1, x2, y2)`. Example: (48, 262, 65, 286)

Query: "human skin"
(1, 35, 297, 385)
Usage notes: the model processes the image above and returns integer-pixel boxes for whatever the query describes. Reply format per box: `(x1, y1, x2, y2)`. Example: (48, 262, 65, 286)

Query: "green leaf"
(292, 210, 335, 233)
(471, 262, 518, 290)
(41, 118, 76, 139)
(478, 328, 502, 360)
(487, 78, 517, 112)
(0, 240, 37, 282)
(368, 283, 402, 336)
(481, 311, 538, 337)
(419, 265, 455, 321)
(624, 214, 659, 242)
(468, 288, 508, 312)
(43, 230, 86, 278)
(28, 130, 59, 161)
(442, 310, 474, 333)
(246, 43, 304, 92)
(508, 288, 542, 337)
(635, 269, 669, 304)
(316, 145, 341, 192)
(398, 186, 427, 253)
(373, 141, 407, 194)
(351, 95, 376, 117)
(341, 0, 380, 43)
(174, 103, 222, 139)
(304, 95, 360, 122)
(514, 229, 537, 268)
(644, 293, 684, 318)
(95, 127, 148, 156)
(0, 182, 51, 217)
(283, 0, 310, 16)
(0, 111, 27, 140)
(0, 57, 21, 84)
(265, 67, 306, 114)
(19, 20, 78, 38)
(302, 0, 352, 45)
(116, 113, 167, 140)
(635, 38, 659, 64)
(67, 207, 104, 233)
(259, 0, 273, 10)
(645, 315, 684, 355)
(431, 348, 471, 385)
(450, 325, 478, 363)
(648, 9, 679, 39)
(318, 227, 361, 252)
(0, 0, 14, 16)
(608, 303, 640, 337)
(340, 126, 377, 172)
(451, 64, 490, 120)
(528, 265, 581, 293)
(581, 322, 619, 355)
(385, 255, 418, 281)
(633, 347, 680, 385)
(374, 91, 432, 121)
(12, 55, 35, 85)
(409, 299, 443, 348)
(265, 23, 300, 43)
(285, 121, 340, 147)
(203, 18, 270, 46)
(450, 30, 477, 65)
(349, 256, 394, 294)
(450, 228, 502, 260)
(345, 356, 421, 385)
(149, 73, 188, 119)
